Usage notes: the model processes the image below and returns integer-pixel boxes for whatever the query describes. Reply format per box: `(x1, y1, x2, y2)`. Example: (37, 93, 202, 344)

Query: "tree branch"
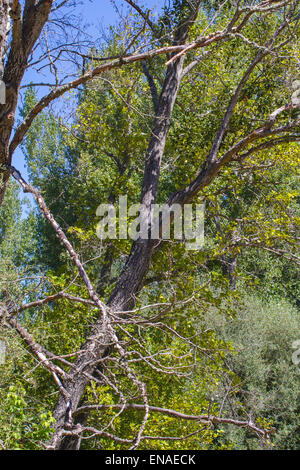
(8, 31, 239, 158)
(8, 165, 108, 318)
(75, 403, 273, 441)
(142, 60, 159, 113)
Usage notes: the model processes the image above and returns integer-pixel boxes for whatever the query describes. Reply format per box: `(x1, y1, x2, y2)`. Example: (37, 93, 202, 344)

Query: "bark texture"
(51, 4, 201, 449)
(0, 0, 53, 205)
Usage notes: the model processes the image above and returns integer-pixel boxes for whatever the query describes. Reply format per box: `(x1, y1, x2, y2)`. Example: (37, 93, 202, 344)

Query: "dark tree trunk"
(0, 0, 53, 206)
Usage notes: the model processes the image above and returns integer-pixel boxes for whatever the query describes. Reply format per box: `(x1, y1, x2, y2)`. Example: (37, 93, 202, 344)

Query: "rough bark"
(0, 0, 53, 206)
(0, 0, 10, 79)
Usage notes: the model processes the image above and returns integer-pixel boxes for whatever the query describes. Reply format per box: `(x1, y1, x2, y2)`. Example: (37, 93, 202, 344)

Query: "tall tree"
(1, 0, 299, 450)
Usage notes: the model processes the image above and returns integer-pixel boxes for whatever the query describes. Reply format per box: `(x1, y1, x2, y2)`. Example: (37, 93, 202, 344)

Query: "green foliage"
(206, 295, 300, 449)
(0, 382, 55, 450)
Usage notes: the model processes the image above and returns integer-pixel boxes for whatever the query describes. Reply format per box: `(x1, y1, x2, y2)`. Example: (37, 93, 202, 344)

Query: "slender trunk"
(0, 0, 11, 206)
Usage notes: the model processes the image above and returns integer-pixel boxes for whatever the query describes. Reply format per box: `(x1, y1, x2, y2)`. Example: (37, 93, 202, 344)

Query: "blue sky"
(15, 0, 164, 182)
(85, 0, 163, 26)
(22, 0, 164, 87)
(79, 0, 161, 24)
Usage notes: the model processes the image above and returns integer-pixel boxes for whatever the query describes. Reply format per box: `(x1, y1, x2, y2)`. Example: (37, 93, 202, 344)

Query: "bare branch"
(142, 60, 159, 113)
(124, 0, 158, 36)
(8, 165, 108, 318)
(75, 403, 273, 441)
(9, 31, 240, 158)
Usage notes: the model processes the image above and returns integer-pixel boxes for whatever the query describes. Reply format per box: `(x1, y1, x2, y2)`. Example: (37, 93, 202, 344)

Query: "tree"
(0, 0, 299, 450)
(207, 296, 300, 449)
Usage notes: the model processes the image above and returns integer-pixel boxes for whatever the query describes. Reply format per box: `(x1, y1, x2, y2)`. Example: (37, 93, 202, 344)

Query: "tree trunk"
(51, 54, 186, 449)
(0, 0, 53, 206)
